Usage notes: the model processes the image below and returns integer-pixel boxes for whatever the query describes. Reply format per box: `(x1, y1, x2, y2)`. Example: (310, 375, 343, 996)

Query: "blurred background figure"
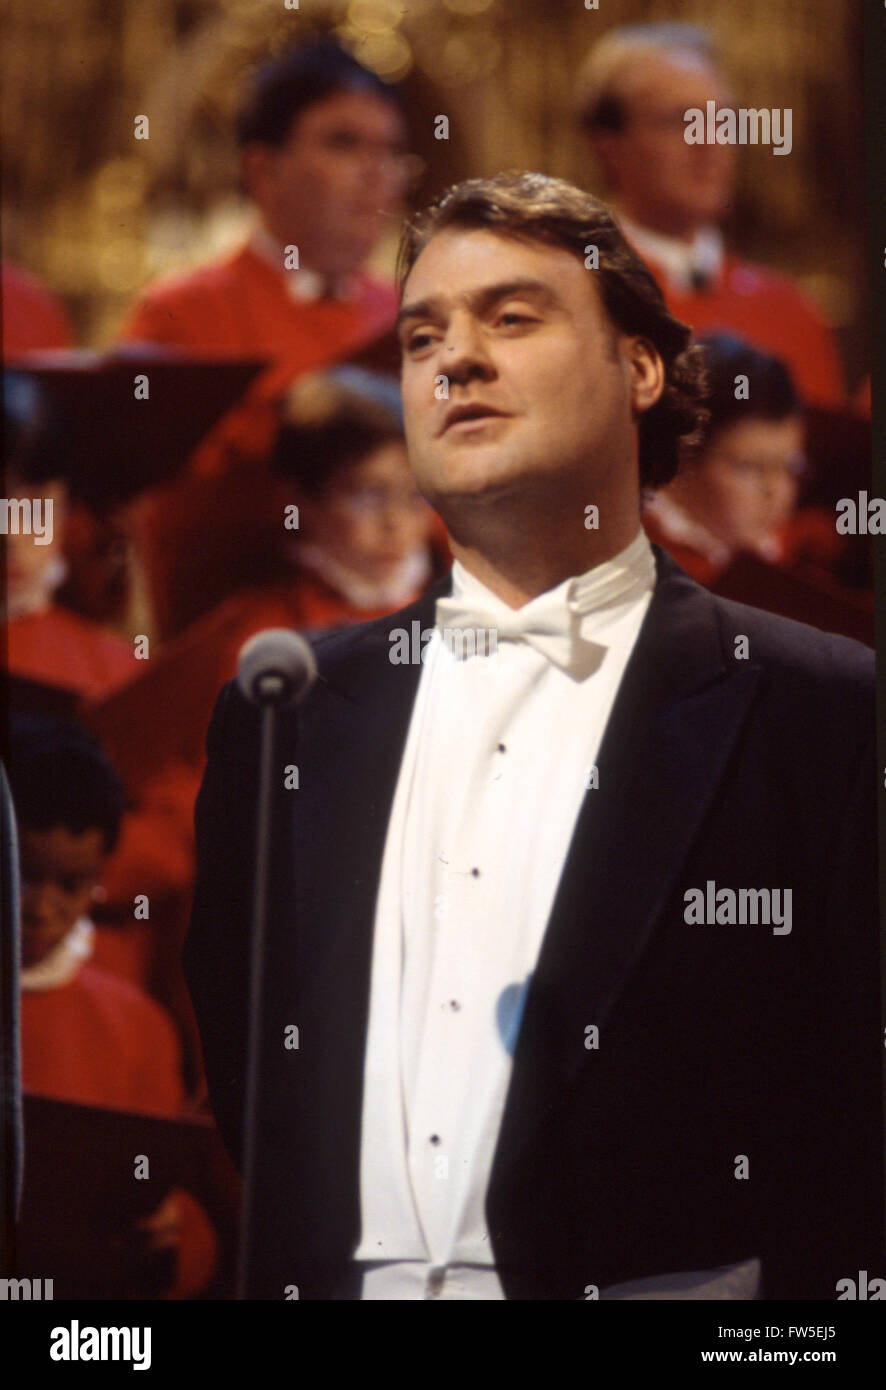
(2, 373, 136, 707)
(2, 369, 200, 995)
(10, 715, 182, 1111)
(122, 37, 407, 362)
(118, 37, 414, 639)
(576, 22, 846, 407)
(262, 366, 435, 613)
(7, 714, 219, 1299)
(643, 332, 846, 586)
(4, 352, 265, 637)
(86, 368, 437, 786)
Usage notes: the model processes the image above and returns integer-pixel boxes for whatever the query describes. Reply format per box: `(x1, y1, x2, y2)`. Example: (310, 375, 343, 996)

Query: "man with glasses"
(123, 38, 409, 359)
(120, 39, 414, 637)
(576, 22, 845, 408)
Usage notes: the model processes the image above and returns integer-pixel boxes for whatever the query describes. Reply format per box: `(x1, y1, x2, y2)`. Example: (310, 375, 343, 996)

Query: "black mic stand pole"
(234, 632, 317, 1300)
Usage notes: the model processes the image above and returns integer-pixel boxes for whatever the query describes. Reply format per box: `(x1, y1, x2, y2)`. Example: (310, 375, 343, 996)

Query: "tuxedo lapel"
(488, 548, 764, 1197)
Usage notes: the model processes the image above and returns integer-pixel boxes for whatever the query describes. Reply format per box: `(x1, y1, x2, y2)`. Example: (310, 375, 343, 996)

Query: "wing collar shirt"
(348, 528, 657, 1299)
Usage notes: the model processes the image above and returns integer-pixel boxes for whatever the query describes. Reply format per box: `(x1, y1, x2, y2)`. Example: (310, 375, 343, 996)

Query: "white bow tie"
(434, 592, 604, 677)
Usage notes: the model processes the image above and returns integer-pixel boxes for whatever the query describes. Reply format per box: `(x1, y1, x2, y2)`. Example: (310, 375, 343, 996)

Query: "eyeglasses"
(316, 130, 421, 181)
(337, 485, 430, 516)
(624, 104, 739, 136)
(707, 449, 808, 483)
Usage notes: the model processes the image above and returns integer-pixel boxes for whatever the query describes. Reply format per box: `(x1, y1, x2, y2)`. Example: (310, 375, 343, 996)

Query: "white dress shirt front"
(348, 529, 657, 1299)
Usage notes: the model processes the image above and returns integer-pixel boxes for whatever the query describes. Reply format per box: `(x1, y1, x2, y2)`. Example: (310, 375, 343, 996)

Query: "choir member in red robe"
(89, 368, 438, 801)
(3, 375, 202, 992)
(118, 39, 411, 636)
(2, 375, 136, 703)
(642, 333, 843, 586)
(8, 716, 218, 1298)
(576, 23, 845, 408)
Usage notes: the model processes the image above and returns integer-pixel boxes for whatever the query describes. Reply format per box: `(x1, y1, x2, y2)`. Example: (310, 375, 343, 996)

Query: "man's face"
(398, 227, 645, 517)
(19, 824, 106, 967)
(592, 52, 737, 236)
(244, 89, 407, 273)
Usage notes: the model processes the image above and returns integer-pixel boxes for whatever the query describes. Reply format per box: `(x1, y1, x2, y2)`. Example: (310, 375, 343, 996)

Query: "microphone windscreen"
(236, 629, 318, 708)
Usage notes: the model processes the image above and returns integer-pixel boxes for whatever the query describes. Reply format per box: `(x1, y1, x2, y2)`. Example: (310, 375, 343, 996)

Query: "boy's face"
(686, 414, 806, 550)
(296, 440, 433, 585)
(19, 825, 106, 967)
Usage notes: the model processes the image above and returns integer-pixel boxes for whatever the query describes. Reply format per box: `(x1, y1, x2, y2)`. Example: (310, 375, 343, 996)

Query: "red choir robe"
(5, 603, 136, 702)
(5, 606, 197, 987)
(2, 260, 74, 357)
(642, 499, 872, 646)
(639, 250, 845, 409)
(21, 961, 186, 1113)
(644, 498, 848, 587)
(21, 955, 218, 1296)
(120, 241, 396, 403)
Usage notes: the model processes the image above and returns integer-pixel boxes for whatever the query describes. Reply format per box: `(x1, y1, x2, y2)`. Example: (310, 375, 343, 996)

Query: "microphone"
(236, 629, 317, 708)
(233, 628, 317, 1299)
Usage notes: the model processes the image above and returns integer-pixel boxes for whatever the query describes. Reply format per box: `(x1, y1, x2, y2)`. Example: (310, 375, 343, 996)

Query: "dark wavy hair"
(396, 170, 708, 489)
(236, 38, 402, 148)
(694, 333, 800, 445)
(271, 367, 404, 495)
(5, 714, 126, 855)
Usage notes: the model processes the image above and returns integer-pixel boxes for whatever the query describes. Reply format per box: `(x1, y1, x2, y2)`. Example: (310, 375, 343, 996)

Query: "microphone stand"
(235, 698, 278, 1301)
(233, 632, 316, 1300)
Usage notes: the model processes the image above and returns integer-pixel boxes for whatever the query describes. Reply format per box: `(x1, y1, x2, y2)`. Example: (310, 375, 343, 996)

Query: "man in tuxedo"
(184, 172, 884, 1300)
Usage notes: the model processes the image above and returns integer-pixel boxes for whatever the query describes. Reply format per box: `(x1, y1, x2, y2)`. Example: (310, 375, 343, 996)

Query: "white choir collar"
(249, 225, 358, 302)
(296, 541, 433, 611)
(20, 915, 95, 992)
(617, 212, 724, 293)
